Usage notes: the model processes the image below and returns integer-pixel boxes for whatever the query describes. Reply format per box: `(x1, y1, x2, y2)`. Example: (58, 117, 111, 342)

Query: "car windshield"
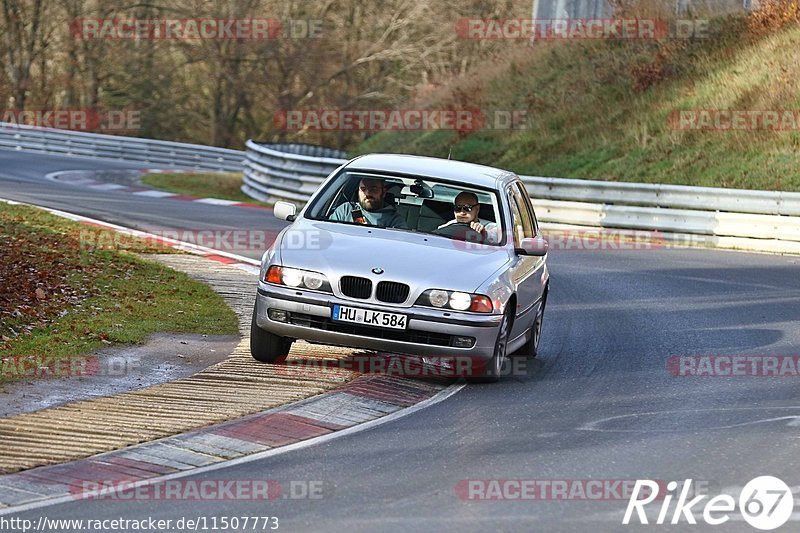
(305, 171, 505, 246)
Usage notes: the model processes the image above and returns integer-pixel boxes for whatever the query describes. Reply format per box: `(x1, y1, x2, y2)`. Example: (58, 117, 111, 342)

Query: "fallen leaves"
(0, 216, 98, 348)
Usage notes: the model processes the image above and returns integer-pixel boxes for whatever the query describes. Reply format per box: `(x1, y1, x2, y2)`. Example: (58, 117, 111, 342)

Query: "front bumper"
(255, 283, 502, 361)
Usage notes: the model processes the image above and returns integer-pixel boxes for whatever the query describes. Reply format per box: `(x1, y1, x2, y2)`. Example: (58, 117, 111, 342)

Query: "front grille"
(340, 276, 372, 299)
(289, 313, 454, 347)
(376, 281, 410, 303)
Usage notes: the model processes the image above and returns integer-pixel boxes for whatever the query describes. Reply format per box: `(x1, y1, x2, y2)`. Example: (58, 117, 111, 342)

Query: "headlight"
(282, 268, 304, 287)
(264, 266, 332, 293)
(448, 292, 471, 311)
(416, 289, 494, 313)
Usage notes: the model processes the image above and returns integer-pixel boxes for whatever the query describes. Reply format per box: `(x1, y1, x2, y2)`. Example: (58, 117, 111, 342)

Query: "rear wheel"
(468, 309, 511, 383)
(250, 304, 292, 363)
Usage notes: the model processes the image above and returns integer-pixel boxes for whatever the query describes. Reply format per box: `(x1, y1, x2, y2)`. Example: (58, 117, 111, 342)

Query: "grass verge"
(140, 172, 271, 206)
(0, 202, 240, 387)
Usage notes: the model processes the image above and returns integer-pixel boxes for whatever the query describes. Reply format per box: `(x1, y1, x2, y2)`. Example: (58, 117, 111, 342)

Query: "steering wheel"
(432, 222, 483, 243)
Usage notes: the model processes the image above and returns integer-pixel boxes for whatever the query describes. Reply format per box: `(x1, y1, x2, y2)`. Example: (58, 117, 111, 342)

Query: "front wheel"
(514, 290, 547, 358)
(467, 309, 510, 383)
(250, 305, 292, 363)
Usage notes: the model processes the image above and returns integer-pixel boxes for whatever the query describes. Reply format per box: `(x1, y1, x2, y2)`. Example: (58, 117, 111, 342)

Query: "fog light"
(429, 290, 449, 307)
(303, 272, 325, 290)
(452, 336, 475, 348)
(268, 309, 290, 323)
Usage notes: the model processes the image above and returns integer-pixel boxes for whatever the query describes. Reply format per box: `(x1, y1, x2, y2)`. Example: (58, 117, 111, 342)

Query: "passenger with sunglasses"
(437, 191, 498, 243)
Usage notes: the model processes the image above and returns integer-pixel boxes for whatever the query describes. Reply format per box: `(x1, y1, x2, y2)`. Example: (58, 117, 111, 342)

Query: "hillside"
(355, 13, 800, 191)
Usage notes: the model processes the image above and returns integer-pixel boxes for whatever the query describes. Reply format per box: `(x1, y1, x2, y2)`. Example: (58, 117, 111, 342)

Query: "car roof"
(343, 153, 518, 190)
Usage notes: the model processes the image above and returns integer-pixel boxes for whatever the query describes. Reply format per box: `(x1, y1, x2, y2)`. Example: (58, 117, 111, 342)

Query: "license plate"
(332, 305, 407, 330)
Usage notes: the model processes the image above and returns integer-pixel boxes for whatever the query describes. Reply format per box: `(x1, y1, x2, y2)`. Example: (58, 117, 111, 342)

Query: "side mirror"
(517, 236, 548, 256)
(274, 201, 297, 222)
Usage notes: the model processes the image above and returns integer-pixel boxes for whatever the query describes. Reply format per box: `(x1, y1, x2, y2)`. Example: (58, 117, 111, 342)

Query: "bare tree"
(2, 0, 45, 109)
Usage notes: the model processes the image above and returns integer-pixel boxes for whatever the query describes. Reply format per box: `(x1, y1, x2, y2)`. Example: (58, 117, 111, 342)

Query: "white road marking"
(194, 198, 240, 205)
(131, 190, 176, 197)
(579, 406, 800, 433)
(89, 183, 127, 191)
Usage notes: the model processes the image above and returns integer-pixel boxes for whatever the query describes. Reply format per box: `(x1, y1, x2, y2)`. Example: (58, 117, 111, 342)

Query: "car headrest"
(385, 183, 402, 205)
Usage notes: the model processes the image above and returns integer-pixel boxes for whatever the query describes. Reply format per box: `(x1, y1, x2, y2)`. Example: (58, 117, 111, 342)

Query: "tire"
(468, 309, 511, 383)
(250, 304, 292, 364)
(514, 289, 547, 358)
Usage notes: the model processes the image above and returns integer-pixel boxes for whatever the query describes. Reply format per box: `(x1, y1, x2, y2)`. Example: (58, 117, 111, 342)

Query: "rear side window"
(507, 183, 535, 246)
(512, 181, 539, 235)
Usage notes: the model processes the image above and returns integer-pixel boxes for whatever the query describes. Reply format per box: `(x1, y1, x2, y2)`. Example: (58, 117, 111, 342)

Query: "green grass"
(0, 202, 239, 387)
(354, 16, 800, 191)
(141, 172, 271, 205)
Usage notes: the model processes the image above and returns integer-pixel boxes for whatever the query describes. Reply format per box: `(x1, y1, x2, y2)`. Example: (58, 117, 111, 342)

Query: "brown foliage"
(629, 45, 683, 92)
(748, 0, 800, 34)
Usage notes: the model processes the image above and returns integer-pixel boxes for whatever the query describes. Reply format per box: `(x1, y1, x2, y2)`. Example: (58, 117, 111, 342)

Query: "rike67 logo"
(623, 477, 794, 530)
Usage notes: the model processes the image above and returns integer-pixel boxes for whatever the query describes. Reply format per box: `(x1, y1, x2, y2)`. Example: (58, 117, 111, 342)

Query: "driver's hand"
(469, 221, 486, 234)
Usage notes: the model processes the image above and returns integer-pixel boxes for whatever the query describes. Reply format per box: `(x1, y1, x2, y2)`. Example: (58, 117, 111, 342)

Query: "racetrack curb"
(0, 374, 451, 511)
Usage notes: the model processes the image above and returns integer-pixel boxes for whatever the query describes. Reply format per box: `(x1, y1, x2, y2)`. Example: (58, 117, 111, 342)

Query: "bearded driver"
(328, 177, 408, 229)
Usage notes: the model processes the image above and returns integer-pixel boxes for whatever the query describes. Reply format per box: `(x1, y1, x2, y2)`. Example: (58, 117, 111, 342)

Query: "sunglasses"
(453, 204, 477, 213)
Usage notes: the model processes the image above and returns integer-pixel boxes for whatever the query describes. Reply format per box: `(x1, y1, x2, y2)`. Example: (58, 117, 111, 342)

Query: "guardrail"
(0, 122, 244, 171)
(242, 140, 346, 203)
(241, 140, 800, 254)
(522, 176, 800, 217)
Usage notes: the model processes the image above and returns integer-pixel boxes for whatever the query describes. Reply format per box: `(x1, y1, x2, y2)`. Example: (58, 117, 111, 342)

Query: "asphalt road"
(2, 149, 800, 532)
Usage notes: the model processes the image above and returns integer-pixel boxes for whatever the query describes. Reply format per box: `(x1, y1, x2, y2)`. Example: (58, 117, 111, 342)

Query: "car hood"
(278, 219, 511, 293)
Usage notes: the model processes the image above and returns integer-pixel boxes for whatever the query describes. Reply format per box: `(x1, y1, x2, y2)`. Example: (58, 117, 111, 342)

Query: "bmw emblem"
(372, 267, 384, 275)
